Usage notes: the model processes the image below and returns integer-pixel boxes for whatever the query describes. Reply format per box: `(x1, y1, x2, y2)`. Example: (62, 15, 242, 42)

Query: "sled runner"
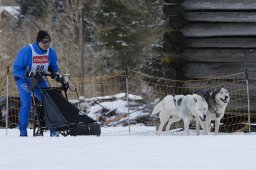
(31, 72, 101, 137)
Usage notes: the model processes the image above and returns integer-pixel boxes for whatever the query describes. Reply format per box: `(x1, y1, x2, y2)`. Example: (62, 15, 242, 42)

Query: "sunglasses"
(41, 39, 51, 44)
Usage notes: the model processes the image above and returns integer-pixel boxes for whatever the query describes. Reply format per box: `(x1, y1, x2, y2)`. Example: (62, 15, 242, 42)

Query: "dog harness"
(208, 99, 220, 118)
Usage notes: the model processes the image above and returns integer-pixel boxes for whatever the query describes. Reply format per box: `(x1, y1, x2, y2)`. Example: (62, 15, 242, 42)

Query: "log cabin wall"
(163, 0, 256, 114)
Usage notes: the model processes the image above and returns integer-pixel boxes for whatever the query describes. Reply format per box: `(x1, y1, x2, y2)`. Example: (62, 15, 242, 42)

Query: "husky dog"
(196, 87, 230, 135)
(152, 94, 208, 135)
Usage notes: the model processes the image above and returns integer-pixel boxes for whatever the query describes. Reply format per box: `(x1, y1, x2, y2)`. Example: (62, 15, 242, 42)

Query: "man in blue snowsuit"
(13, 30, 67, 137)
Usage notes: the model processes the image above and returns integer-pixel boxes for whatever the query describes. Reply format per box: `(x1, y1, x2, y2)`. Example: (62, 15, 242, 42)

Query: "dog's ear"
(202, 91, 210, 101)
(193, 97, 197, 103)
(212, 87, 221, 98)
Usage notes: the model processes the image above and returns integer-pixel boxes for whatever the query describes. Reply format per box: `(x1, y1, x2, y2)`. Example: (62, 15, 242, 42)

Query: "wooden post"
(5, 66, 9, 136)
(80, 4, 85, 96)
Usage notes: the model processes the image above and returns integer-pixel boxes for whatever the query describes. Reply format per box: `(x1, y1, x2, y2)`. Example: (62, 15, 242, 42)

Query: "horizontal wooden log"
(165, 0, 184, 3)
(167, 12, 256, 28)
(177, 81, 256, 112)
(181, 23, 256, 37)
(181, 80, 256, 96)
(248, 97, 256, 115)
(165, 32, 256, 48)
(182, 0, 256, 11)
(186, 38, 256, 48)
(180, 77, 256, 112)
(182, 82, 247, 95)
(182, 49, 256, 62)
(182, 63, 256, 79)
(248, 80, 256, 97)
(184, 12, 256, 22)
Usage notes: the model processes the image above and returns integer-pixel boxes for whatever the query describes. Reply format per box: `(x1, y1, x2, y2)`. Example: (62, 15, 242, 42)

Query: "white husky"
(197, 87, 230, 135)
(152, 94, 208, 135)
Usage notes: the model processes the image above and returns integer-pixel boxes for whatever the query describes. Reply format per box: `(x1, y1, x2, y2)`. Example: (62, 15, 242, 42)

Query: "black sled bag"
(69, 123, 101, 136)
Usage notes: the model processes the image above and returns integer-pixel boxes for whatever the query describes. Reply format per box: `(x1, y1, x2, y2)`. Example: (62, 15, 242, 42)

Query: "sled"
(31, 73, 101, 137)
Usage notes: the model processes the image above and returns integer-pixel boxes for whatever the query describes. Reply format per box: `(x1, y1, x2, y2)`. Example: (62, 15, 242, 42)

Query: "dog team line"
(152, 87, 230, 135)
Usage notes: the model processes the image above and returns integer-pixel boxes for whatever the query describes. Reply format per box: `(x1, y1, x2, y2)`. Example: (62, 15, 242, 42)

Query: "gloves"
(25, 71, 34, 78)
(62, 81, 69, 91)
(50, 72, 57, 79)
(55, 72, 64, 82)
(48, 67, 56, 79)
(55, 72, 69, 91)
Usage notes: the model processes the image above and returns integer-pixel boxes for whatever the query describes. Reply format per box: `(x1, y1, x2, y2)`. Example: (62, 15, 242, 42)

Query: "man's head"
(37, 30, 51, 51)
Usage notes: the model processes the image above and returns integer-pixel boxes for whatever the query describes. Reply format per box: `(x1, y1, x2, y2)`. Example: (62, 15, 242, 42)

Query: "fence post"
(245, 70, 251, 133)
(125, 68, 130, 134)
(5, 66, 9, 136)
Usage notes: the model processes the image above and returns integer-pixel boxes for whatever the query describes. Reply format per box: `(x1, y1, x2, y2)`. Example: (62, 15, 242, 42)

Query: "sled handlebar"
(37, 72, 53, 77)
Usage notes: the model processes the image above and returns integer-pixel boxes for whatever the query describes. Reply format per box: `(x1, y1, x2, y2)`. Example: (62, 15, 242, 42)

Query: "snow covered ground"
(0, 93, 254, 170)
(1, 128, 256, 170)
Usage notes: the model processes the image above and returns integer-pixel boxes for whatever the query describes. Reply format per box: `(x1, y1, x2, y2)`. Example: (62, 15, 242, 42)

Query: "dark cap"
(36, 30, 51, 43)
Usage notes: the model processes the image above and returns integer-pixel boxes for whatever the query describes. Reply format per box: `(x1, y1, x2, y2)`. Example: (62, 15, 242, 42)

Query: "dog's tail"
(151, 100, 164, 115)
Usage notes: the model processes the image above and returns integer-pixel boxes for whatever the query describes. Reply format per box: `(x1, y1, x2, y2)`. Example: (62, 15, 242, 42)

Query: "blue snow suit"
(13, 42, 59, 136)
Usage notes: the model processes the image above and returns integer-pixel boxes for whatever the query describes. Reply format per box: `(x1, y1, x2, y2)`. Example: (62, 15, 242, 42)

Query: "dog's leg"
(157, 122, 167, 135)
(203, 116, 212, 135)
(183, 119, 190, 135)
(157, 117, 169, 135)
(196, 118, 200, 135)
(215, 119, 221, 135)
(166, 116, 181, 133)
(199, 121, 207, 135)
(208, 121, 212, 134)
(203, 121, 211, 135)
